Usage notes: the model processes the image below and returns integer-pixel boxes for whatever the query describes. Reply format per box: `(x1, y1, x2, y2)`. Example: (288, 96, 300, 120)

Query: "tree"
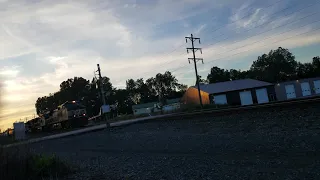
(125, 72, 183, 105)
(312, 56, 320, 76)
(250, 47, 298, 82)
(99, 76, 113, 94)
(205, 48, 318, 85)
(177, 83, 188, 92)
(146, 71, 179, 105)
(197, 75, 208, 84)
(207, 66, 231, 83)
(59, 78, 73, 91)
(36, 76, 104, 116)
(135, 78, 154, 103)
(126, 79, 140, 104)
(112, 89, 133, 114)
(296, 62, 315, 79)
(229, 69, 250, 80)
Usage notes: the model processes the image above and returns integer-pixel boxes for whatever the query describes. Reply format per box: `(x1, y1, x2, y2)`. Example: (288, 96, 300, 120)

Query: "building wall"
(181, 87, 210, 105)
(133, 107, 152, 115)
(253, 86, 277, 102)
(275, 77, 320, 101)
(133, 103, 180, 115)
(209, 91, 241, 106)
(209, 85, 276, 105)
(163, 103, 181, 112)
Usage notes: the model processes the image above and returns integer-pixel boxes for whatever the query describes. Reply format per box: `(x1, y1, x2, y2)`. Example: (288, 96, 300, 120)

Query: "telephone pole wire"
(185, 34, 204, 108)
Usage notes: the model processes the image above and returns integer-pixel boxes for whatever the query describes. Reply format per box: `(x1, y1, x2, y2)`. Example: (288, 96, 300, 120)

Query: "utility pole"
(96, 64, 106, 106)
(185, 34, 204, 108)
(96, 64, 109, 127)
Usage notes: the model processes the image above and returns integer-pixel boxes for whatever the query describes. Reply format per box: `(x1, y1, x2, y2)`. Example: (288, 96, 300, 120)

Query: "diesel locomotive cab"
(41, 101, 88, 131)
(60, 101, 88, 128)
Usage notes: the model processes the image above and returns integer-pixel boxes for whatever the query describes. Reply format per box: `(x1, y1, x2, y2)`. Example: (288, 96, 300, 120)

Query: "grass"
(0, 146, 74, 180)
(0, 135, 17, 146)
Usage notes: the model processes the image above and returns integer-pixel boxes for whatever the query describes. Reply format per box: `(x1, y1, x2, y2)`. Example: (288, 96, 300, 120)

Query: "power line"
(132, 0, 285, 56)
(195, 0, 286, 38)
(154, 0, 286, 61)
(169, 10, 320, 74)
(185, 34, 204, 108)
(207, 0, 286, 34)
(124, 0, 303, 80)
(150, 0, 287, 66)
(204, 0, 320, 49)
(108, 1, 318, 87)
(173, 24, 320, 78)
(208, 0, 319, 43)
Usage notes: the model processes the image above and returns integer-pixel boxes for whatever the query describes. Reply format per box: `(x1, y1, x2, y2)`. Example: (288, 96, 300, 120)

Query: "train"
(26, 101, 88, 132)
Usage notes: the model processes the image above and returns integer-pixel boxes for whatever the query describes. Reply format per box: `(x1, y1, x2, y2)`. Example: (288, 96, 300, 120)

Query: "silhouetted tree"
(197, 75, 208, 84)
(206, 47, 318, 84)
(312, 56, 320, 75)
(250, 47, 298, 82)
(35, 71, 186, 116)
(207, 66, 231, 83)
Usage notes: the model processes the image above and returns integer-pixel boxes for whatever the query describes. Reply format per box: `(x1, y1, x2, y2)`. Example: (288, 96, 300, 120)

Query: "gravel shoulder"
(27, 104, 320, 180)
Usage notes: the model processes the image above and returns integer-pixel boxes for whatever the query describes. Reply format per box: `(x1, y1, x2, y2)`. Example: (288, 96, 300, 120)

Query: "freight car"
(25, 117, 43, 132)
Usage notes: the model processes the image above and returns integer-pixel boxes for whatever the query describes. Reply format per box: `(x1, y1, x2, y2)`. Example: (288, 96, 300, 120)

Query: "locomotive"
(42, 101, 88, 131)
(26, 101, 88, 132)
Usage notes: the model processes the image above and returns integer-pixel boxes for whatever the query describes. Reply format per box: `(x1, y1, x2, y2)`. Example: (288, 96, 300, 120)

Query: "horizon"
(1, 0, 320, 129)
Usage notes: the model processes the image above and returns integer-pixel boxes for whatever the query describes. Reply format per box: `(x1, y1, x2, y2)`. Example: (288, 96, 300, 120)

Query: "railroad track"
(14, 96, 319, 144)
(89, 96, 320, 123)
(151, 96, 320, 120)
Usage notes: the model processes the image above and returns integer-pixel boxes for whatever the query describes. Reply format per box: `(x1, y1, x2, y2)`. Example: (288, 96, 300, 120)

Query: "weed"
(0, 146, 74, 180)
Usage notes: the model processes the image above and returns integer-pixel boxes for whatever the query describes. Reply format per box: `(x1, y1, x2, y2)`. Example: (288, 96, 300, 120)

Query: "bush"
(0, 146, 74, 180)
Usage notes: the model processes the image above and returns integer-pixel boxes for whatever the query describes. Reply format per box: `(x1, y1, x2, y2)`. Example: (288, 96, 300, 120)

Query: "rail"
(162, 96, 320, 120)
(87, 96, 320, 123)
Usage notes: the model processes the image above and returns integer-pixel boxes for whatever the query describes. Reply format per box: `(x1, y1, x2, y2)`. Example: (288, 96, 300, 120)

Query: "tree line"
(35, 47, 319, 117)
(35, 71, 187, 117)
(204, 47, 320, 84)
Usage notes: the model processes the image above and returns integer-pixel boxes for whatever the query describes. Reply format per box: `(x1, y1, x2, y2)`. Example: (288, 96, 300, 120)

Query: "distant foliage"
(207, 47, 320, 83)
(35, 72, 187, 117)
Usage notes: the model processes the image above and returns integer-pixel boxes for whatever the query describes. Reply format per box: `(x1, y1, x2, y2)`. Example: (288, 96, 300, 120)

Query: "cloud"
(0, 66, 20, 78)
(230, 1, 280, 30)
(0, 0, 320, 129)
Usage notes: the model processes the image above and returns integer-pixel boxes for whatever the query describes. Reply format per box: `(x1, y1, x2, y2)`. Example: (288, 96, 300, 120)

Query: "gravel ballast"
(28, 104, 320, 180)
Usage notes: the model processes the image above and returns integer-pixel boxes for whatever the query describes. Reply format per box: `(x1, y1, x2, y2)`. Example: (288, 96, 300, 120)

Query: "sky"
(1, 0, 320, 129)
